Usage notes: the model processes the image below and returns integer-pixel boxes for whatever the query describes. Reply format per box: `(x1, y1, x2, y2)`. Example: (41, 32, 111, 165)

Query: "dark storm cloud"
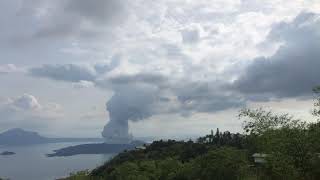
(233, 12, 320, 98)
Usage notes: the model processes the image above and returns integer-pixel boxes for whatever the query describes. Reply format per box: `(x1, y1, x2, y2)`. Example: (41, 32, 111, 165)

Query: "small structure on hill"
(135, 145, 146, 150)
(252, 153, 268, 164)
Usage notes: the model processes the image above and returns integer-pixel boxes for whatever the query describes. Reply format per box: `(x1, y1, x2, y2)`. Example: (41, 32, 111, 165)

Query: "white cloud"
(72, 80, 95, 89)
(0, 64, 19, 74)
(11, 94, 41, 110)
(181, 25, 201, 44)
(0, 94, 63, 132)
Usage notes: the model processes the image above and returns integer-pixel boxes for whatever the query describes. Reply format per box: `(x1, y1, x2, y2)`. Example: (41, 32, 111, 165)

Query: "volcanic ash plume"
(102, 117, 132, 144)
(102, 85, 157, 144)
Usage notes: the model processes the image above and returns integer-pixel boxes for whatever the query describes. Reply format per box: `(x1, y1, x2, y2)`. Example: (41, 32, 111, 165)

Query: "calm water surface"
(0, 142, 114, 180)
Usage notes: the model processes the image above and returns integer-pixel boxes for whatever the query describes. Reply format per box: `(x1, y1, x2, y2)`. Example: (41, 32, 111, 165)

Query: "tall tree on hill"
(313, 86, 320, 119)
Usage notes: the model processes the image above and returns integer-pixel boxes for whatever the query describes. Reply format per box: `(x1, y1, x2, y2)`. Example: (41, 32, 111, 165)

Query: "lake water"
(0, 142, 114, 180)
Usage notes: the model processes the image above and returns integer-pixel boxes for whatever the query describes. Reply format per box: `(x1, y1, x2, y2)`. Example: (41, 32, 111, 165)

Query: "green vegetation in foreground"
(62, 87, 320, 180)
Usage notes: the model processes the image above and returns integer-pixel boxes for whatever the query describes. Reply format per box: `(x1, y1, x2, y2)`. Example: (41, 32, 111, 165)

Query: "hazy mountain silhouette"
(0, 128, 102, 146)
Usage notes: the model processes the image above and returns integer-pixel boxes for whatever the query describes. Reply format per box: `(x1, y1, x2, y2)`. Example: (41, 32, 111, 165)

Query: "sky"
(0, 0, 319, 138)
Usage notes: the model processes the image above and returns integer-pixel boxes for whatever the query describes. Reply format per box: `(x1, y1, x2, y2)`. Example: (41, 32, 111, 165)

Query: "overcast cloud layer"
(29, 12, 320, 117)
(0, 0, 320, 137)
(234, 12, 320, 98)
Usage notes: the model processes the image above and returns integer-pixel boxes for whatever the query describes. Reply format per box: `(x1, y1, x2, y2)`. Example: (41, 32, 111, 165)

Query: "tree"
(107, 161, 159, 180)
(239, 108, 317, 179)
(190, 147, 249, 180)
(312, 86, 320, 118)
(239, 108, 304, 135)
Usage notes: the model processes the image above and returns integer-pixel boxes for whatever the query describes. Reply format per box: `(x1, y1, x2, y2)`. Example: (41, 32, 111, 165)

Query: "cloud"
(174, 81, 244, 114)
(19, 0, 129, 39)
(27, 12, 320, 117)
(181, 26, 201, 44)
(233, 12, 320, 98)
(107, 73, 168, 86)
(11, 94, 41, 110)
(0, 64, 19, 74)
(29, 56, 121, 83)
(72, 80, 95, 89)
(96, 72, 240, 118)
(65, 0, 127, 24)
(6, 0, 317, 137)
(30, 64, 97, 82)
(101, 77, 245, 142)
(0, 94, 63, 131)
(28, 60, 245, 116)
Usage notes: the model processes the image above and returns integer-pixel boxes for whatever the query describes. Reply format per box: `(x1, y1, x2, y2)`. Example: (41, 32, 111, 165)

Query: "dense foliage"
(64, 88, 320, 180)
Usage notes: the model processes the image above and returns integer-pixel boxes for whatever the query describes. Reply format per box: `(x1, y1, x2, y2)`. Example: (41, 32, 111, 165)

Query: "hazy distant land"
(0, 151, 15, 156)
(0, 128, 147, 157)
(46, 143, 135, 157)
(0, 128, 102, 146)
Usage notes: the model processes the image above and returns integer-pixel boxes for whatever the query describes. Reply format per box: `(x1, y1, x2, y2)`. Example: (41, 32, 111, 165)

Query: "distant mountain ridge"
(47, 140, 146, 157)
(0, 128, 102, 146)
